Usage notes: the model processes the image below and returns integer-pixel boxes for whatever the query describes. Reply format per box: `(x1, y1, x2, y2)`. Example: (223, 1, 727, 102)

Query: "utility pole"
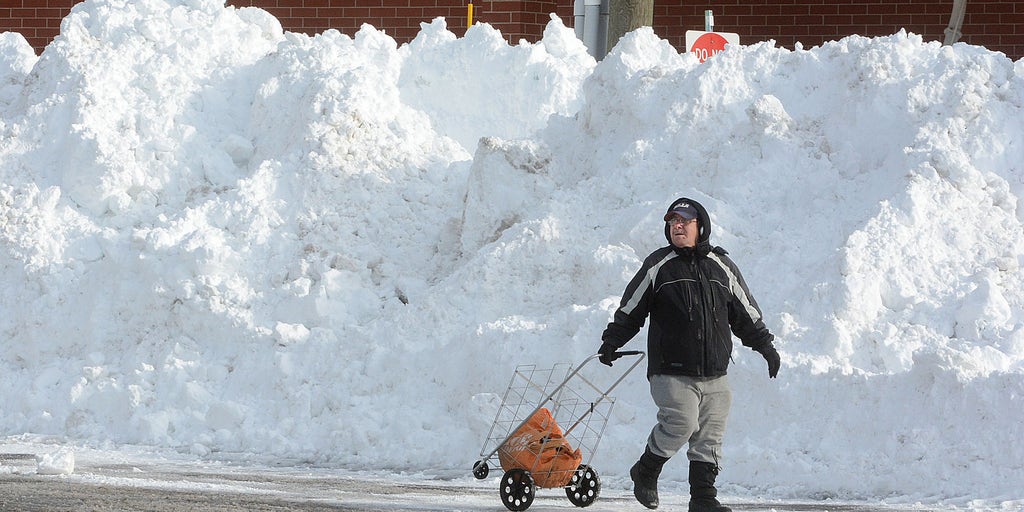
(607, 0, 653, 53)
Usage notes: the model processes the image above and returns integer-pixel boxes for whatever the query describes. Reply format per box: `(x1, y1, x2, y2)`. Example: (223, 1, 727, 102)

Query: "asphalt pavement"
(0, 451, 939, 512)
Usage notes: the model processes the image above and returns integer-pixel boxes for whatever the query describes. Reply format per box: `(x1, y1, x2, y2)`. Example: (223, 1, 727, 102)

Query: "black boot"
(688, 461, 731, 512)
(630, 446, 669, 509)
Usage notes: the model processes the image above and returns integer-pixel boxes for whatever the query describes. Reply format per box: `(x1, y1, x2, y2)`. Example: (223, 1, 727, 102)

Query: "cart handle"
(559, 350, 646, 438)
(581, 350, 643, 366)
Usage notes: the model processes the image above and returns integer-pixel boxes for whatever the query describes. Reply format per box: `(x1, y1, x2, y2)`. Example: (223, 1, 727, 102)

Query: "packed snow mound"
(35, 448, 75, 476)
(0, 0, 1022, 503)
(0, 32, 36, 111)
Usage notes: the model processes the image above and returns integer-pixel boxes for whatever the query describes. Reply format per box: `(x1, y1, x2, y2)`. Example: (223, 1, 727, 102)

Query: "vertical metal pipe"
(943, 0, 968, 45)
(574, 0, 585, 41)
(584, 0, 601, 55)
(574, 0, 610, 60)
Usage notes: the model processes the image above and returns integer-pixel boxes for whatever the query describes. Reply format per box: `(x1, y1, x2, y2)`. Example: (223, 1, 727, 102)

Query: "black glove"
(755, 344, 781, 378)
(598, 341, 621, 367)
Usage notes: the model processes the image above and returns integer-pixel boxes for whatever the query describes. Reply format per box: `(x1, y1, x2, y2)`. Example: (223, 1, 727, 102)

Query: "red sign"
(685, 30, 740, 63)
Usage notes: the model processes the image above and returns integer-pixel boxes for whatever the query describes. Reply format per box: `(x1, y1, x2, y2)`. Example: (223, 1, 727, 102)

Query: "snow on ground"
(0, 0, 1022, 509)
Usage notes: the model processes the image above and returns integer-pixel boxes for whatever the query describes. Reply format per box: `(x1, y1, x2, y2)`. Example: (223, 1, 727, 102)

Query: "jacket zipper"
(691, 258, 710, 376)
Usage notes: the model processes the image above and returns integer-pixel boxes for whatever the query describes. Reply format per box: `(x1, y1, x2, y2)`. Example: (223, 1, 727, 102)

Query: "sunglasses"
(667, 217, 697, 227)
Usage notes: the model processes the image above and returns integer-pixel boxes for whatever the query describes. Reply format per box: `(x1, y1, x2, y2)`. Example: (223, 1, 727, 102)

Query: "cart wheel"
(565, 465, 600, 507)
(499, 468, 535, 511)
(472, 460, 489, 479)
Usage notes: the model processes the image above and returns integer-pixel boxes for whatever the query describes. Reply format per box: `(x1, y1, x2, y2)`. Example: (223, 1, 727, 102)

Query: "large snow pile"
(1, 0, 1022, 505)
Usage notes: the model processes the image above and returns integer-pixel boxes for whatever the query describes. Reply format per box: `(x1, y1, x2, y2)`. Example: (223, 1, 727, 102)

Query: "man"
(598, 197, 780, 512)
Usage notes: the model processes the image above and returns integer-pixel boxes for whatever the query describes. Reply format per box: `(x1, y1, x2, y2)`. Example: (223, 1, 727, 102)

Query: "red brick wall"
(227, 1, 563, 45)
(228, 0, 470, 43)
(4, 0, 1022, 60)
(657, 0, 1023, 60)
(0, 0, 79, 51)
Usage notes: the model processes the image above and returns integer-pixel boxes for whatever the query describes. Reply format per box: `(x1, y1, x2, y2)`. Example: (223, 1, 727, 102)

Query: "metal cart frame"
(472, 351, 645, 511)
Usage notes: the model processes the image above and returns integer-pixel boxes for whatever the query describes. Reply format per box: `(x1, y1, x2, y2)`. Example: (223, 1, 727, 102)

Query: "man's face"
(667, 214, 698, 248)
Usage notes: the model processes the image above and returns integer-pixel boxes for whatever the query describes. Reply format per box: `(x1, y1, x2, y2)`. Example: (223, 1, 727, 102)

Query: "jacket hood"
(664, 197, 713, 252)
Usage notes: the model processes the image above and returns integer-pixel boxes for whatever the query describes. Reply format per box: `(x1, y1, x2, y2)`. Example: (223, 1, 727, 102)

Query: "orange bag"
(498, 407, 582, 488)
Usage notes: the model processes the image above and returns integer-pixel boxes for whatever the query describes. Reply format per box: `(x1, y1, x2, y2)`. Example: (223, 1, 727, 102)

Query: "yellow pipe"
(467, 3, 474, 29)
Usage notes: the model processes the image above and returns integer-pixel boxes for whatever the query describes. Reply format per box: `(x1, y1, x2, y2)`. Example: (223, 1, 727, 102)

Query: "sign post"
(685, 30, 739, 63)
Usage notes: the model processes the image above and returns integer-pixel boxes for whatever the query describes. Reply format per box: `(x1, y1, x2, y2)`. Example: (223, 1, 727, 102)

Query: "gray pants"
(647, 374, 732, 464)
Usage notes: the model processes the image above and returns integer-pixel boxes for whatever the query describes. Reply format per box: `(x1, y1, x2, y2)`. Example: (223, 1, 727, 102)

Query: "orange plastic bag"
(498, 407, 582, 488)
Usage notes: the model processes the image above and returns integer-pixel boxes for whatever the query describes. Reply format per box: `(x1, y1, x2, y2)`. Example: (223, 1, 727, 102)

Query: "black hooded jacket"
(601, 197, 774, 378)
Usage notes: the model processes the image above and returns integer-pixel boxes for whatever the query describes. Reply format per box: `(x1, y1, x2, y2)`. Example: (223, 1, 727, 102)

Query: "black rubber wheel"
(499, 468, 535, 511)
(565, 465, 600, 507)
(472, 460, 489, 479)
